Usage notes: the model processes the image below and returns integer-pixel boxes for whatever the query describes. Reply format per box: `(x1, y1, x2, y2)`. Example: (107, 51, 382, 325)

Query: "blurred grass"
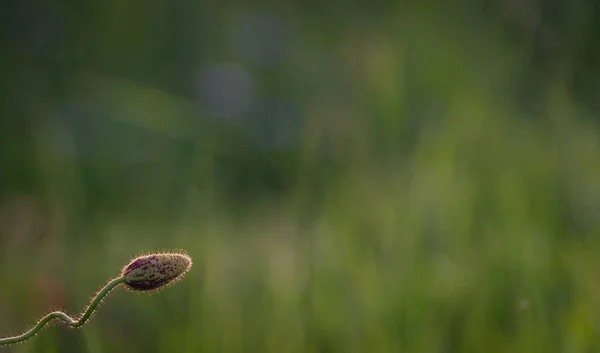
(2, 2, 600, 353)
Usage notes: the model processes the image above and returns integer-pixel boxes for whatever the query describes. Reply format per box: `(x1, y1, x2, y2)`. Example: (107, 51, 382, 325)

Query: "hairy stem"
(0, 276, 126, 346)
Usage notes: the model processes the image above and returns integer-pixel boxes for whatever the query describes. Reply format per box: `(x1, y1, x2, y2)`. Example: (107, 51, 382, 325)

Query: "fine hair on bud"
(121, 252, 192, 291)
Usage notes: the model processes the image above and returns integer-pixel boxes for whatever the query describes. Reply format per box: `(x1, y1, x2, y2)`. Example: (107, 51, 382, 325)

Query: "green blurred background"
(2, 0, 600, 352)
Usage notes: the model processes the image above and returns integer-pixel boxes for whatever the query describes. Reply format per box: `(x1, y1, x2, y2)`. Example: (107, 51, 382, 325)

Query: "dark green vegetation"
(2, 0, 600, 352)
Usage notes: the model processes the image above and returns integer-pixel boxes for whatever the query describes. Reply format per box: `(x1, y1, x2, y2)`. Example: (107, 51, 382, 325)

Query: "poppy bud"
(122, 253, 192, 291)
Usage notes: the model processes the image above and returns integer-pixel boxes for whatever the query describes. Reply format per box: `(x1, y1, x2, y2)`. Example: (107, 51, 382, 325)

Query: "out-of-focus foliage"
(1, 0, 600, 352)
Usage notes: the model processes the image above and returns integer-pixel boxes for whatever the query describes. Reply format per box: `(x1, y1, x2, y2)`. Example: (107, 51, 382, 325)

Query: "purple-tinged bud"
(121, 253, 192, 291)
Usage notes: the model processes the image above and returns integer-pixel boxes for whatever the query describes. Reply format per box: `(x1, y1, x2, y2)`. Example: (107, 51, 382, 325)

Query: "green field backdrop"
(2, 1, 600, 352)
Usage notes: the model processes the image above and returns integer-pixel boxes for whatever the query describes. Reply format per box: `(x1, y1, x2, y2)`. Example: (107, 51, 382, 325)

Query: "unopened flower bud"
(121, 253, 192, 291)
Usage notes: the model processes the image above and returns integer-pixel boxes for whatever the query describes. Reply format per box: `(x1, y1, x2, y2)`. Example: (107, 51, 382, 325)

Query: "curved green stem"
(0, 276, 126, 346)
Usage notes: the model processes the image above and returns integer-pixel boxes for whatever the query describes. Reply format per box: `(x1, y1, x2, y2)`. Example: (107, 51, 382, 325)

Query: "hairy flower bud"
(121, 253, 192, 291)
